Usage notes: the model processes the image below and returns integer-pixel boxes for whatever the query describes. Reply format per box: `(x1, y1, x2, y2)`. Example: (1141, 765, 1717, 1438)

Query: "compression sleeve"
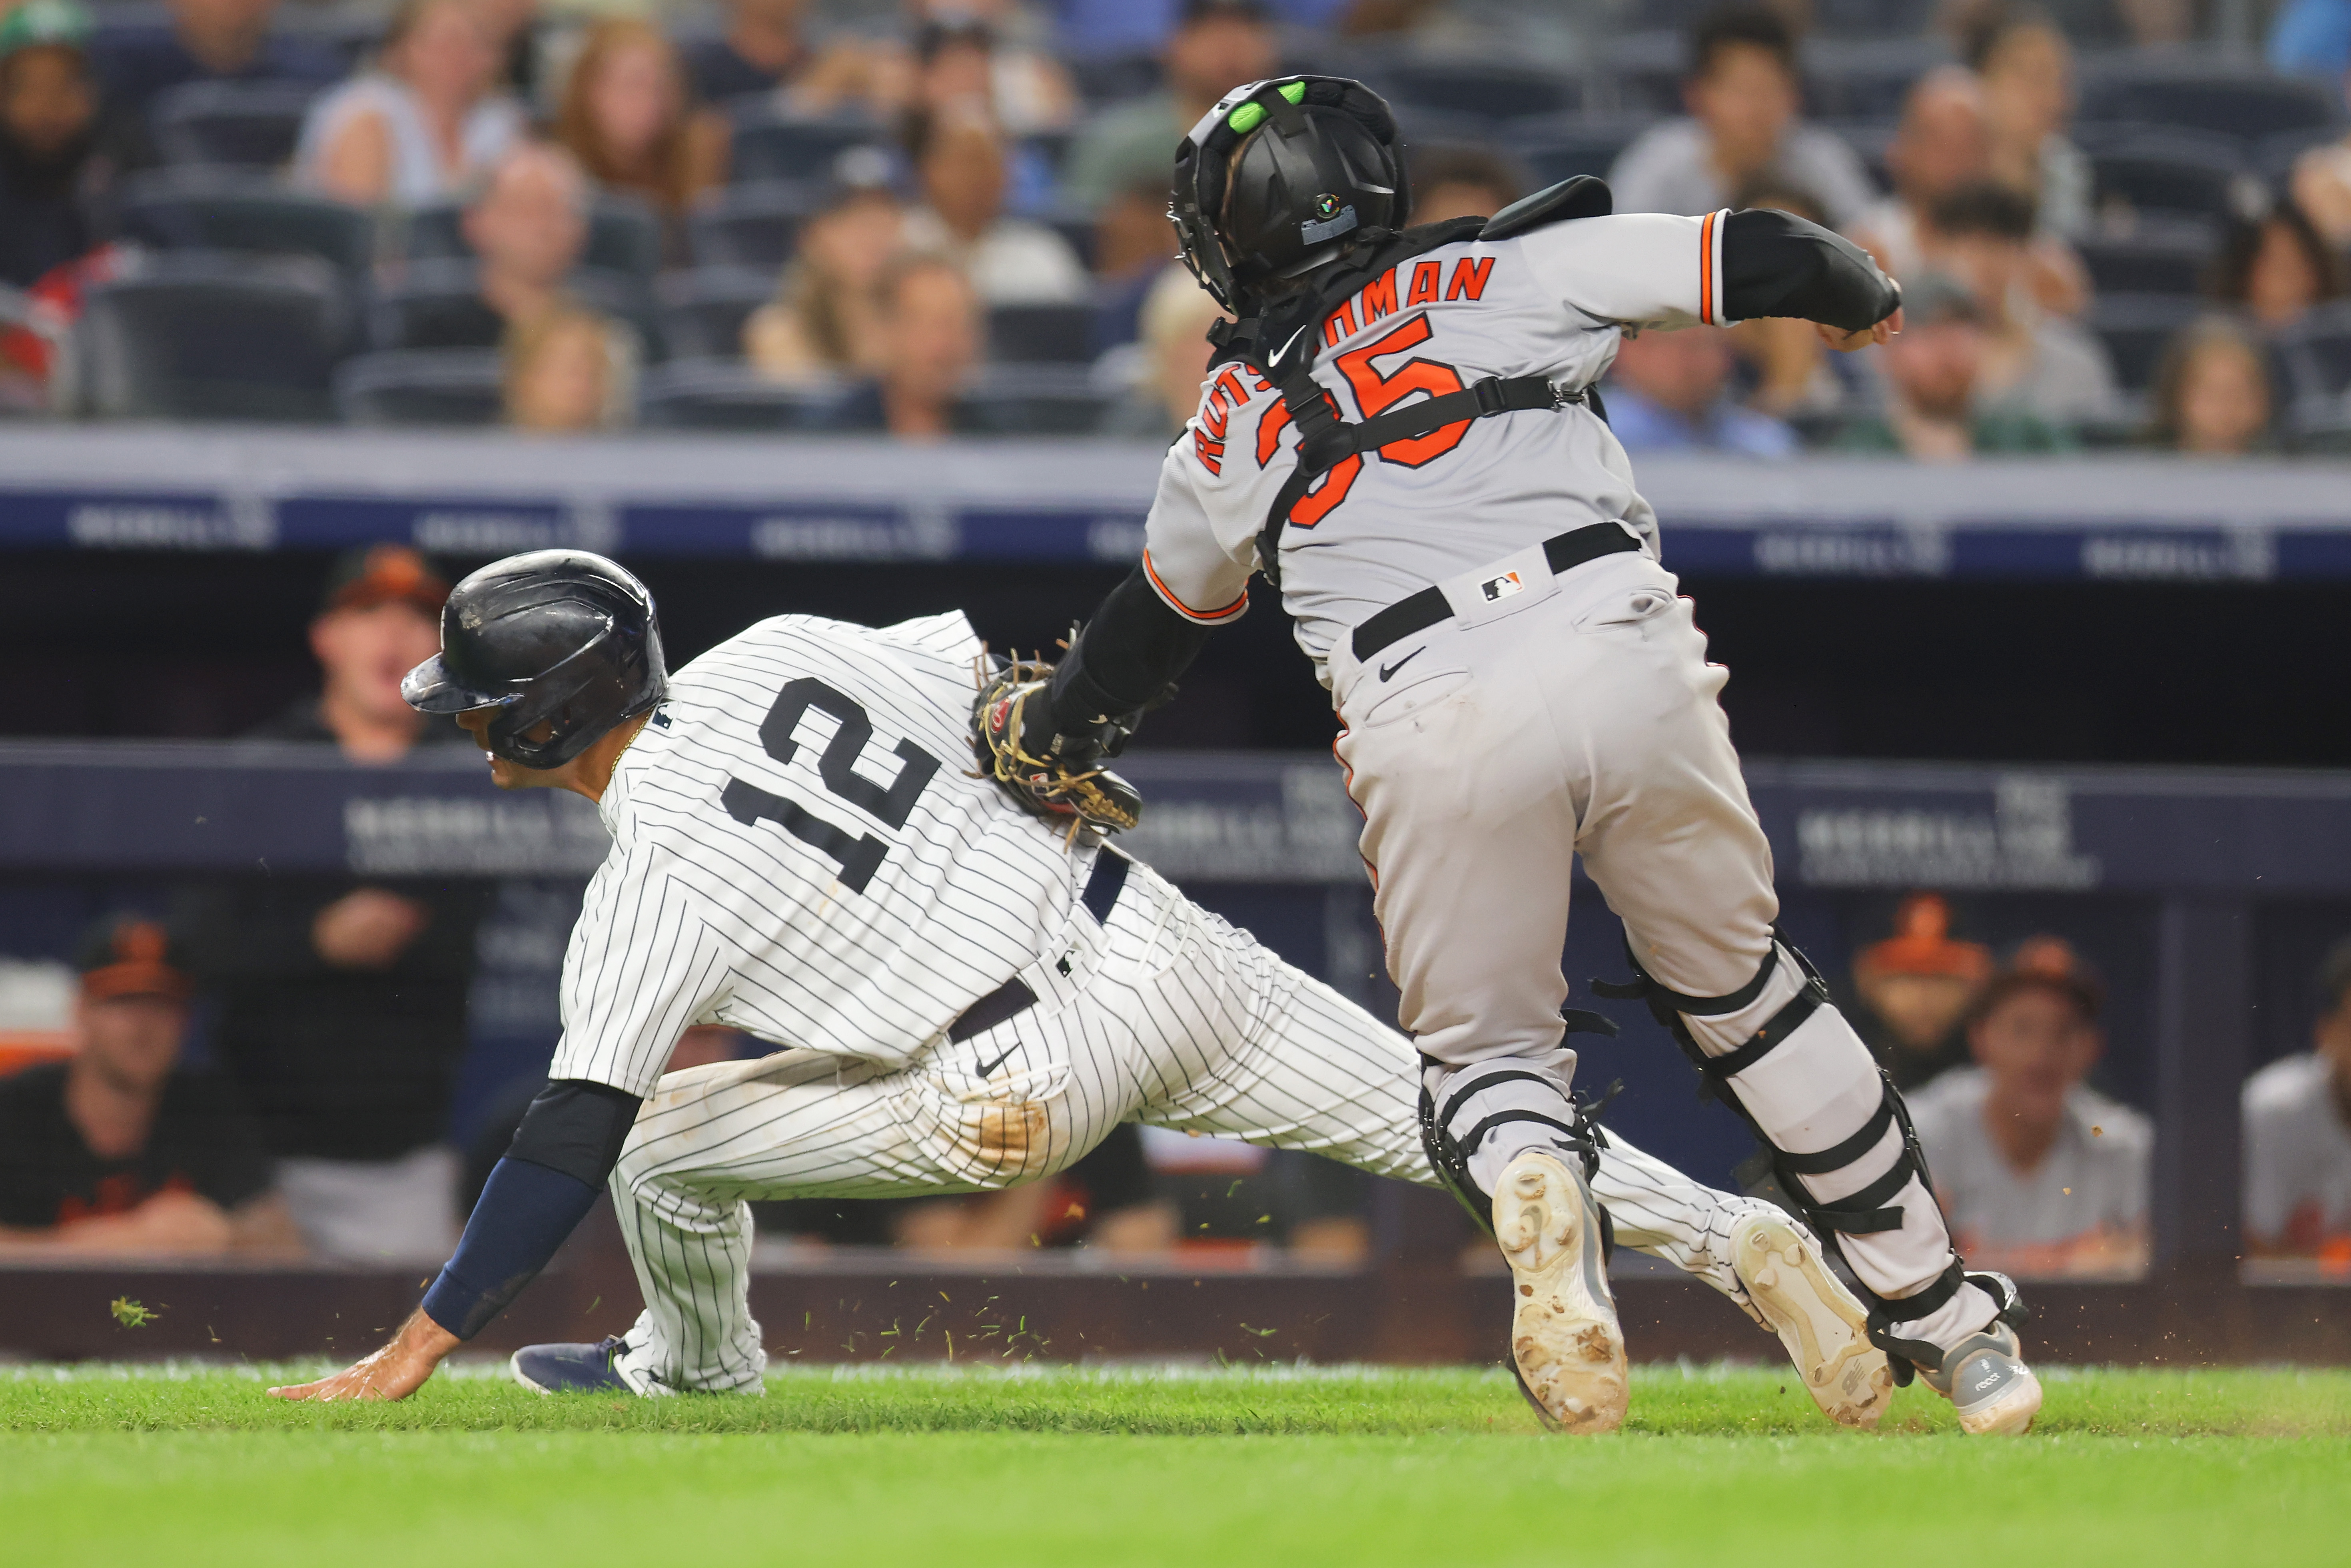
(1718, 207, 1901, 332)
(418, 1079, 641, 1341)
(1047, 563, 1214, 740)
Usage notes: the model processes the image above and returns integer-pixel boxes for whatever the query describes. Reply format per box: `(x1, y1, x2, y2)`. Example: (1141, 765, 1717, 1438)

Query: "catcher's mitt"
(972, 658, 1143, 836)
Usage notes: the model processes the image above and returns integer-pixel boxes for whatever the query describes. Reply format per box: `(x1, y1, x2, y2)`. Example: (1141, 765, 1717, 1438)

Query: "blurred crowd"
(0, 0, 2347, 448)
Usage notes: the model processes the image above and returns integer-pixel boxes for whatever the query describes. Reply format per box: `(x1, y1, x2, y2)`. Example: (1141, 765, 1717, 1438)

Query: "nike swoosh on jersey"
(1378, 647, 1426, 682)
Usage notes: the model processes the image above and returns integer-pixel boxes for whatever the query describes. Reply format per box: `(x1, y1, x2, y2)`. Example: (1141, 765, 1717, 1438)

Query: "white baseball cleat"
(1495, 1148, 1628, 1434)
(1728, 1209, 1893, 1429)
(1920, 1320, 2043, 1435)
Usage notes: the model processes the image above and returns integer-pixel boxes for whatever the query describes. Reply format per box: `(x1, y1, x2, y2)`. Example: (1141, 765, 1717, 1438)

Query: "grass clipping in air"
(5, 1365, 2348, 1568)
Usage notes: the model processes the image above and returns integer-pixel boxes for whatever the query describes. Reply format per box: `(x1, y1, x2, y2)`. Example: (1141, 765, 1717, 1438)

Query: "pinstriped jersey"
(548, 611, 1086, 1097)
(1141, 210, 1733, 678)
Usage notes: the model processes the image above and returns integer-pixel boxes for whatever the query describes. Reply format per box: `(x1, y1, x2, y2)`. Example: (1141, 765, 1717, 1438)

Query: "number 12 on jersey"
(720, 677, 940, 893)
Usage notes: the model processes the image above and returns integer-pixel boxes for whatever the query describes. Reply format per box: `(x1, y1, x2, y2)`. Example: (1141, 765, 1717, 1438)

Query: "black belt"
(947, 850, 1130, 1043)
(1349, 522, 1644, 662)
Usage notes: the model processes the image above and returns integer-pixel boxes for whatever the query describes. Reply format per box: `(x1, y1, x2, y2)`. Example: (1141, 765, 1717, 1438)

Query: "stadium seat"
(1369, 60, 1583, 123)
(2076, 224, 2215, 297)
(1801, 39, 1952, 120)
(2087, 293, 2207, 392)
(333, 349, 505, 427)
(371, 260, 663, 358)
(1596, 31, 1683, 116)
(637, 360, 858, 431)
(728, 109, 889, 185)
(685, 181, 818, 269)
(2277, 302, 2351, 402)
(2078, 66, 2342, 142)
(116, 171, 374, 274)
(150, 80, 319, 170)
(656, 268, 774, 361)
(986, 300, 1098, 364)
(2080, 127, 2257, 230)
(70, 254, 346, 422)
(1510, 116, 1651, 188)
(953, 364, 1101, 436)
(398, 194, 664, 280)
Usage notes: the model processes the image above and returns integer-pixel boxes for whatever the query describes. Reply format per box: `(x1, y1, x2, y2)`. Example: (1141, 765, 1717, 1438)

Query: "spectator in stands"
(294, 0, 525, 207)
(1907, 936, 2152, 1280)
(1836, 272, 2072, 457)
(1850, 892, 1993, 1089)
(463, 140, 589, 337)
(90, 0, 342, 142)
(171, 546, 490, 1264)
(1100, 262, 1228, 436)
(476, 0, 543, 102)
(1854, 68, 1991, 285)
(744, 177, 904, 379)
(1608, 4, 1876, 232)
(2151, 316, 2276, 456)
(0, 916, 299, 1257)
(1920, 180, 2117, 429)
(0, 0, 106, 291)
(2207, 200, 2345, 334)
(1092, 171, 1183, 347)
(1060, 0, 1277, 215)
(2244, 937, 2351, 1261)
(1962, 6, 2091, 244)
(2271, 0, 2351, 79)
(555, 18, 726, 236)
(902, 100, 1086, 303)
(1605, 323, 1798, 457)
(503, 300, 633, 431)
(683, 0, 813, 107)
(830, 251, 980, 439)
(1727, 178, 1856, 417)
(904, 7, 1075, 139)
(1409, 144, 1523, 225)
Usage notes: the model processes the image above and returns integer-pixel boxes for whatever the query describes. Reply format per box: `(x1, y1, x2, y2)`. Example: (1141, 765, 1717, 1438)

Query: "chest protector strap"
(1224, 184, 1614, 586)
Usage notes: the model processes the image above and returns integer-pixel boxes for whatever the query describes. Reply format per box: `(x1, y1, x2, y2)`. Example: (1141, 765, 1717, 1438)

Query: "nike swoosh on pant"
(1378, 647, 1425, 682)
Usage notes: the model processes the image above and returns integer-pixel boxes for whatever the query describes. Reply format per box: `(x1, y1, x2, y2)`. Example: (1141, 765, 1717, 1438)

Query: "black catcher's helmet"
(402, 549, 667, 770)
(1172, 75, 1408, 314)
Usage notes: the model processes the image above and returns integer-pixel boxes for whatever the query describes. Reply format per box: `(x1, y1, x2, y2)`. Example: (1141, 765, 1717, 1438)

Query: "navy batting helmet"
(1171, 76, 1408, 314)
(402, 549, 666, 770)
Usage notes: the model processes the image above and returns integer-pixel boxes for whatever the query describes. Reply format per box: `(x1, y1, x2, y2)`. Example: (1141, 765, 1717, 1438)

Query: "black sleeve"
(418, 1079, 642, 1340)
(1719, 207, 1901, 332)
(1046, 564, 1214, 745)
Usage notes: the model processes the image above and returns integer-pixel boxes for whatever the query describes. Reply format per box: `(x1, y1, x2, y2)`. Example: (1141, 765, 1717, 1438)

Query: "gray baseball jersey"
(1139, 211, 1734, 676)
(2242, 1053, 2351, 1247)
(1906, 1067, 2153, 1253)
(549, 610, 1082, 1097)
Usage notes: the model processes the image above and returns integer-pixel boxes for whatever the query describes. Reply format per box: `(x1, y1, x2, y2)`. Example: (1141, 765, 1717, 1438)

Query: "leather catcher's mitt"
(972, 658, 1143, 836)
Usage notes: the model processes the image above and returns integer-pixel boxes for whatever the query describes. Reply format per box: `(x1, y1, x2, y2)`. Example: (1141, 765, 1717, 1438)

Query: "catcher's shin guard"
(1417, 1037, 1613, 1261)
(1593, 933, 2019, 1379)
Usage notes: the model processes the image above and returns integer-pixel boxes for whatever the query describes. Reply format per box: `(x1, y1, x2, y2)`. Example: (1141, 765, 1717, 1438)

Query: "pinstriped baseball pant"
(608, 855, 1776, 1393)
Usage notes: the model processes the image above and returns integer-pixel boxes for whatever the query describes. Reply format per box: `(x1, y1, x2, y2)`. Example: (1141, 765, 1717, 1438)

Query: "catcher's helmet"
(1172, 75, 1408, 314)
(402, 549, 666, 770)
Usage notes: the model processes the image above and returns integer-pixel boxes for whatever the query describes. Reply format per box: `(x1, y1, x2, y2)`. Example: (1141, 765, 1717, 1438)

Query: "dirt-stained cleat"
(1495, 1148, 1627, 1434)
(511, 1336, 638, 1396)
(1729, 1209, 1892, 1429)
(1920, 1320, 2043, 1435)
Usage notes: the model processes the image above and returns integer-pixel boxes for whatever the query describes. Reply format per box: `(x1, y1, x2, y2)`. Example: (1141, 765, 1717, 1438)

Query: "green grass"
(6, 1363, 2347, 1567)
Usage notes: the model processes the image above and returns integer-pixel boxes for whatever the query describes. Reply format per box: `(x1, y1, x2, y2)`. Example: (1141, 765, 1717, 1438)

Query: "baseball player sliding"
(273, 551, 1893, 1427)
(984, 76, 2040, 1434)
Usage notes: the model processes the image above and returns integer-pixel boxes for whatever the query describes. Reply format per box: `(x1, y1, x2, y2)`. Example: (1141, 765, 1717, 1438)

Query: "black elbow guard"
(1720, 208, 1900, 332)
(507, 1078, 642, 1187)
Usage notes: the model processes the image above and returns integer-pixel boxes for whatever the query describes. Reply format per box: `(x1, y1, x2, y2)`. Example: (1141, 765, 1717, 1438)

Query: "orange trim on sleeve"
(1143, 549, 1249, 625)
(1698, 209, 1717, 325)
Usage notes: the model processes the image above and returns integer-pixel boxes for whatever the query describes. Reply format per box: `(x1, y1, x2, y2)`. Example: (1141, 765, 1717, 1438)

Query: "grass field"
(6, 1361, 2348, 1567)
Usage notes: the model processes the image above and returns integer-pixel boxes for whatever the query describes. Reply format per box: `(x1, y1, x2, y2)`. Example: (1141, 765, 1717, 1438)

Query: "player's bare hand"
(1817, 308, 1902, 352)
(269, 1308, 459, 1402)
(313, 888, 430, 969)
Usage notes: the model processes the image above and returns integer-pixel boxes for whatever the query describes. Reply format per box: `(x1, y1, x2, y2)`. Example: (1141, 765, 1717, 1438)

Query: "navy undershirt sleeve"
(417, 1079, 641, 1341)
